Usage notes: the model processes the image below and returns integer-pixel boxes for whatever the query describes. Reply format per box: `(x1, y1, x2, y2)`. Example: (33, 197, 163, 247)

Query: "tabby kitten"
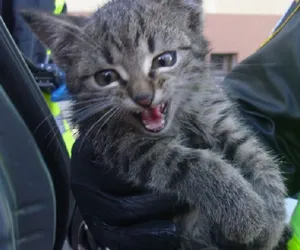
(21, 0, 287, 249)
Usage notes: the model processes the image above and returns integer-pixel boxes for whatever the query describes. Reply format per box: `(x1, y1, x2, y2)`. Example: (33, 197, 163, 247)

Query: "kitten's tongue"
(141, 106, 165, 132)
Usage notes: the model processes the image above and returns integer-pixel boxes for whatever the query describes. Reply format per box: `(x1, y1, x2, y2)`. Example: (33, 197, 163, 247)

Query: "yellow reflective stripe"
(260, 2, 300, 48)
(62, 119, 75, 156)
(47, 0, 65, 56)
(288, 234, 300, 250)
(288, 197, 300, 250)
(63, 119, 71, 133)
(54, 0, 65, 15)
(43, 92, 74, 157)
(43, 93, 61, 117)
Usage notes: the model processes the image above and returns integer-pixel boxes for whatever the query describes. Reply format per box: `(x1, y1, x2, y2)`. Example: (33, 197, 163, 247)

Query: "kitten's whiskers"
(71, 103, 114, 124)
(79, 107, 117, 151)
(95, 108, 121, 139)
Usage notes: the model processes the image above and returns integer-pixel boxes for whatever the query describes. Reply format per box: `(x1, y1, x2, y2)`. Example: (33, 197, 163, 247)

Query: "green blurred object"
(289, 197, 300, 250)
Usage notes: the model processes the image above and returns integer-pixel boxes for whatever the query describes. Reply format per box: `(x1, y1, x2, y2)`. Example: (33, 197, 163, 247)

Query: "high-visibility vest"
(43, 0, 75, 157)
(46, 0, 66, 57)
(43, 93, 74, 156)
(288, 197, 300, 250)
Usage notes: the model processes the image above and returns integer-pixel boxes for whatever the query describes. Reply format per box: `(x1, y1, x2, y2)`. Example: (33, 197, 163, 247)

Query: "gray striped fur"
(22, 0, 287, 249)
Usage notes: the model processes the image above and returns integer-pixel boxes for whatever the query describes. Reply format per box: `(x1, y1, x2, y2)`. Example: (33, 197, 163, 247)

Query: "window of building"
(210, 53, 237, 78)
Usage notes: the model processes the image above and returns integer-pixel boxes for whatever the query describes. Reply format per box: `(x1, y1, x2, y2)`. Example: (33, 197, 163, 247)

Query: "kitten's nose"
(133, 93, 153, 107)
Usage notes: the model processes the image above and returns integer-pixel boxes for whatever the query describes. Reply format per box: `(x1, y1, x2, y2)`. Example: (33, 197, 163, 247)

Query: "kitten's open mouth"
(134, 103, 168, 132)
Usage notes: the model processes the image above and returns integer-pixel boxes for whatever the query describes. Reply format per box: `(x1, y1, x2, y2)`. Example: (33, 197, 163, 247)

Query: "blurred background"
(66, 0, 293, 80)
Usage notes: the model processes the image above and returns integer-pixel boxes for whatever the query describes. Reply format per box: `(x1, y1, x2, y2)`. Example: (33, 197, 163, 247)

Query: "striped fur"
(22, 0, 287, 249)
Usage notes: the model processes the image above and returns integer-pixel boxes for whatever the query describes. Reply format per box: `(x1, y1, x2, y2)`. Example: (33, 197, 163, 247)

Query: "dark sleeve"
(223, 4, 300, 196)
(1, 0, 14, 33)
(70, 138, 183, 250)
(11, 0, 55, 64)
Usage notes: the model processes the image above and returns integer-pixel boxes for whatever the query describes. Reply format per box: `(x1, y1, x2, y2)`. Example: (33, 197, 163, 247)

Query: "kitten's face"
(21, 0, 208, 135)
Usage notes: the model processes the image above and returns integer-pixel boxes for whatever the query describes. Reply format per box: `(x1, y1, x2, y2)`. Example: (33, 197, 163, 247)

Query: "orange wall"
(204, 14, 281, 61)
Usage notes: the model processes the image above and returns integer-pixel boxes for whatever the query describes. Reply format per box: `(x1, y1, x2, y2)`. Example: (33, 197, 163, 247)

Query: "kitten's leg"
(213, 114, 287, 249)
(112, 138, 267, 245)
(178, 210, 219, 250)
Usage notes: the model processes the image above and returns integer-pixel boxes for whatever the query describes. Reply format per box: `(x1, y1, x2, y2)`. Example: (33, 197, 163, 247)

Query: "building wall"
(203, 0, 292, 15)
(65, 0, 292, 69)
(204, 14, 281, 62)
(66, 0, 107, 12)
(66, 0, 293, 15)
(202, 0, 292, 74)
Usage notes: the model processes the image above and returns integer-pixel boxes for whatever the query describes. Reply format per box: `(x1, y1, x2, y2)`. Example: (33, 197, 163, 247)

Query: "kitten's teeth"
(144, 119, 165, 131)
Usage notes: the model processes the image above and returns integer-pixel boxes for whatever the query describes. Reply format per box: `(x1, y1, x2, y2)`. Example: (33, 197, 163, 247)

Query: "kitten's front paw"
(221, 193, 266, 244)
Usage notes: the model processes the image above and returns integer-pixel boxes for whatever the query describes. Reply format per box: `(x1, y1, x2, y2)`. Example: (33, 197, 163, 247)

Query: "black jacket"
(224, 2, 300, 196)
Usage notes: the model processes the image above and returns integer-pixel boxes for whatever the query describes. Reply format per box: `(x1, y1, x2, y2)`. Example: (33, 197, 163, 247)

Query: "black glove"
(71, 138, 187, 250)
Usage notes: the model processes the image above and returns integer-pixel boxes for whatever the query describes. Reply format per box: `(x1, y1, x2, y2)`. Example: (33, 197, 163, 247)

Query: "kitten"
(21, 0, 287, 249)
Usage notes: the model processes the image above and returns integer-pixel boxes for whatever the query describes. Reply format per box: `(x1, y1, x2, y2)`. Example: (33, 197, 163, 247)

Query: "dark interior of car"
(0, 16, 75, 250)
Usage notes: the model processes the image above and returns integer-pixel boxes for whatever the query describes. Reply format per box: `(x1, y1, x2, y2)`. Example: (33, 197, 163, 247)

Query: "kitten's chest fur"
(90, 108, 222, 163)
(179, 115, 218, 151)
(181, 127, 214, 150)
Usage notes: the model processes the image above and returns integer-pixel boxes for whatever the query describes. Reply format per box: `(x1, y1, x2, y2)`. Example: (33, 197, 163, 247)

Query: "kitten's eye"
(94, 70, 120, 86)
(152, 51, 177, 69)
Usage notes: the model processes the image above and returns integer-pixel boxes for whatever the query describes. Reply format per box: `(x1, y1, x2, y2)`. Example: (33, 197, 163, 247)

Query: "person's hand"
(71, 138, 187, 250)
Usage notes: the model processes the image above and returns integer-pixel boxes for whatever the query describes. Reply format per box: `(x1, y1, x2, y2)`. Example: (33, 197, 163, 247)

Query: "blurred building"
(66, 0, 292, 77)
(203, 0, 292, 78)
(66, 0, 107, 14)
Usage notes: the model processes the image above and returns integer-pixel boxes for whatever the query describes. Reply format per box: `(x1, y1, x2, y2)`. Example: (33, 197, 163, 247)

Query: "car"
(0, 16, 99, 250)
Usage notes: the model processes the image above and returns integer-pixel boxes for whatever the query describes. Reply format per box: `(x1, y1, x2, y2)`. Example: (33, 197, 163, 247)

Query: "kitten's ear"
(167, 0, 203, 32)
(20, 10, 87, 67)
(186, 0, 203, 32)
